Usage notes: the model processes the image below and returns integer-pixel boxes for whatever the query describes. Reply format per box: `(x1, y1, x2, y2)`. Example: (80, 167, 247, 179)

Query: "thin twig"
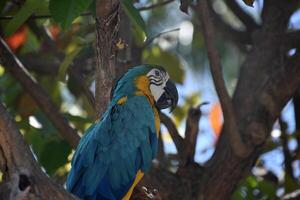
(191, 2, 251, 51)
(138, 0, 175, 11)
(144, 28, 180, 47)
(279, 117, 296, 181)
(0, 12, 92, 20)
(0, 37, 80, 149)
(197, 0, 252, 158)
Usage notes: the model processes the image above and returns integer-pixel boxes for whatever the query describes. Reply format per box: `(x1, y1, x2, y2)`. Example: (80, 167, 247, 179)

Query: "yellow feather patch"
(134, 76, 155, 105)
(134, 75, 160, 136)
(153, 108, 160, 137)
(122, 170, 144, 200)
(117, 96, 128, 105)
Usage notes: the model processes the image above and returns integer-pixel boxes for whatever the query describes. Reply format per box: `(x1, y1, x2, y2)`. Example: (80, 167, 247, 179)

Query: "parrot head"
(146, 66, 178, 112)
(111, 64, 178, 112)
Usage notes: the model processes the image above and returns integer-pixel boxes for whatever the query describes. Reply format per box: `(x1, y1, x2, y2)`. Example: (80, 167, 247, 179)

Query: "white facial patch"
(147, 68, 169, 101)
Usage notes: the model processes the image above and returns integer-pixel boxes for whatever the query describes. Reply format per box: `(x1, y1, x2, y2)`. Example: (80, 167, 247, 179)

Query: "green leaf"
(121, 0, 147, 43)
(24, 127, 46, 158)
(58, 48, 82, 82)
(284, 174, 298, 193)
(5, 0, 42, 36)
(88, 0, 96, 17)
(19, 28, 40, 54)
(257, 180, 277, 199)
(49, 0, 93, 29)
(143, 46, 185, 84)
(40, 139, 72, 174)
(0, 1, 6, 13)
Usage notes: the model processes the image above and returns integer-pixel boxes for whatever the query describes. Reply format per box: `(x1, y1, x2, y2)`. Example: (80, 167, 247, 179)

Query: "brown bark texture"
(1, 0, 300, 200)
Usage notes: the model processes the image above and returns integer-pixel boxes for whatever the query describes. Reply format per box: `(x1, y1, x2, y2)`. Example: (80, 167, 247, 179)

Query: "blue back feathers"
(66, 65, 158, 200)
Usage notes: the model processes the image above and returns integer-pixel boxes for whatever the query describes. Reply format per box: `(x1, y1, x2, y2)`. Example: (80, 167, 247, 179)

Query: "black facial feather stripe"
(148, 75, 162, 80)
(150, 81, 163, 86)
(149, 78, 162, 84)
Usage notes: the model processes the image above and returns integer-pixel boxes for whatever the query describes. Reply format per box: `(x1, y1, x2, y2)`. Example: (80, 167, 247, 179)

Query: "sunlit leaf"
(48, 25, 61, 40)
(172, 93, 200, 124)
(5, 26, 28, 51)
(5, 0, 42, 36)
(172, 106, 185, 124)
(49, 0, 93, 29)
(19, 28, 40, 53)
(209, 102, 223, 139)
(143, 46, 185, 84)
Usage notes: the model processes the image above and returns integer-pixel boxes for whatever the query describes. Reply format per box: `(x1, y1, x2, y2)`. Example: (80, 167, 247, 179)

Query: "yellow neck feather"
(135, 75, 160, 135)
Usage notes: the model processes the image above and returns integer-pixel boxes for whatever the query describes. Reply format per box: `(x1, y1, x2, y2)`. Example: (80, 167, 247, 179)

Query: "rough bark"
(0, 102, 77, 200)
(198, 0, 252, 158)
(198, 0, 300, 199)
(94, 0, 119, 118)
(1, 0, 300, 199)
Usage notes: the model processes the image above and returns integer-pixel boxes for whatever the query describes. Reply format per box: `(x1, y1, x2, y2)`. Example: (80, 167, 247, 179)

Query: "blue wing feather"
(66, 95, 157, 200)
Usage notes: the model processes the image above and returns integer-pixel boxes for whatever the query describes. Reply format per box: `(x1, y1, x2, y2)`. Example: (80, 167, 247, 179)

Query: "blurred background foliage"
(0, 0, 299, 199)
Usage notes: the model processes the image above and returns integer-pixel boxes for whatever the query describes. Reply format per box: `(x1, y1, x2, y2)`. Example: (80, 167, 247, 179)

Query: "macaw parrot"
(66, 64, 178, 200)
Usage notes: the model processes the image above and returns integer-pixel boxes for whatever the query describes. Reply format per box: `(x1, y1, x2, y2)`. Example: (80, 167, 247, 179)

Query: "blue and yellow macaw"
(66, 65, 178, 200)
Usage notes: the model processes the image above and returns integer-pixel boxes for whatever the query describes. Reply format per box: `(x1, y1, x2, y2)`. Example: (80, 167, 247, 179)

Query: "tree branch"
(159, 112, 185, 158)
(0, 102, 78, 200)
(195, 1, 252, 49)
(138, 0, 175, 11)
(182, 106, 202, 165)
(281, 189, 300, 200)
(95, 0, 119, 118)
(224, 0, 259, 31)
(197, 0, 252, 158)
(285, 30, 300, 50)
(279, 118, 296, 181)
(20, 54, 96, 107)
(0, 37, 80, 149)
(293, 90, 300, 156)
(0, 12, 92, 20)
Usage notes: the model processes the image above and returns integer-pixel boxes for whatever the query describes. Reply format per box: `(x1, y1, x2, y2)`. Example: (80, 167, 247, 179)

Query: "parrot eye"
(154, 70, 160, 77)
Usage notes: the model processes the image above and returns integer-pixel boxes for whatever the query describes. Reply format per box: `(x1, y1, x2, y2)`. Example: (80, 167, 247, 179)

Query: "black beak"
(156, 80, 178, 112)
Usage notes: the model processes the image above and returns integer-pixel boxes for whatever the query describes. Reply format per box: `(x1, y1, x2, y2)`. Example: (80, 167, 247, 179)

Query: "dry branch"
(224, 0, 259, 31)
(194, 1, 251, 50)
(0, 102, 77, 200)
(197, 0, 252, 158)
(0, 37, 80, 149)
(182, 106, 201, 165)
(159, 112, 185, 158)
(138, 0, 175, 11)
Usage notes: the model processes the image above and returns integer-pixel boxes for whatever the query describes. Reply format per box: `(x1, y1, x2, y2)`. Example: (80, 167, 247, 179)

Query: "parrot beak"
(156, 80, 178, 112)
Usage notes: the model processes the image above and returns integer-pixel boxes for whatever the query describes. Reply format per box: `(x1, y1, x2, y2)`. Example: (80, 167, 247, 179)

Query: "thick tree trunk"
(198, 0, 299, 199)
(0, 102, 78, 200)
